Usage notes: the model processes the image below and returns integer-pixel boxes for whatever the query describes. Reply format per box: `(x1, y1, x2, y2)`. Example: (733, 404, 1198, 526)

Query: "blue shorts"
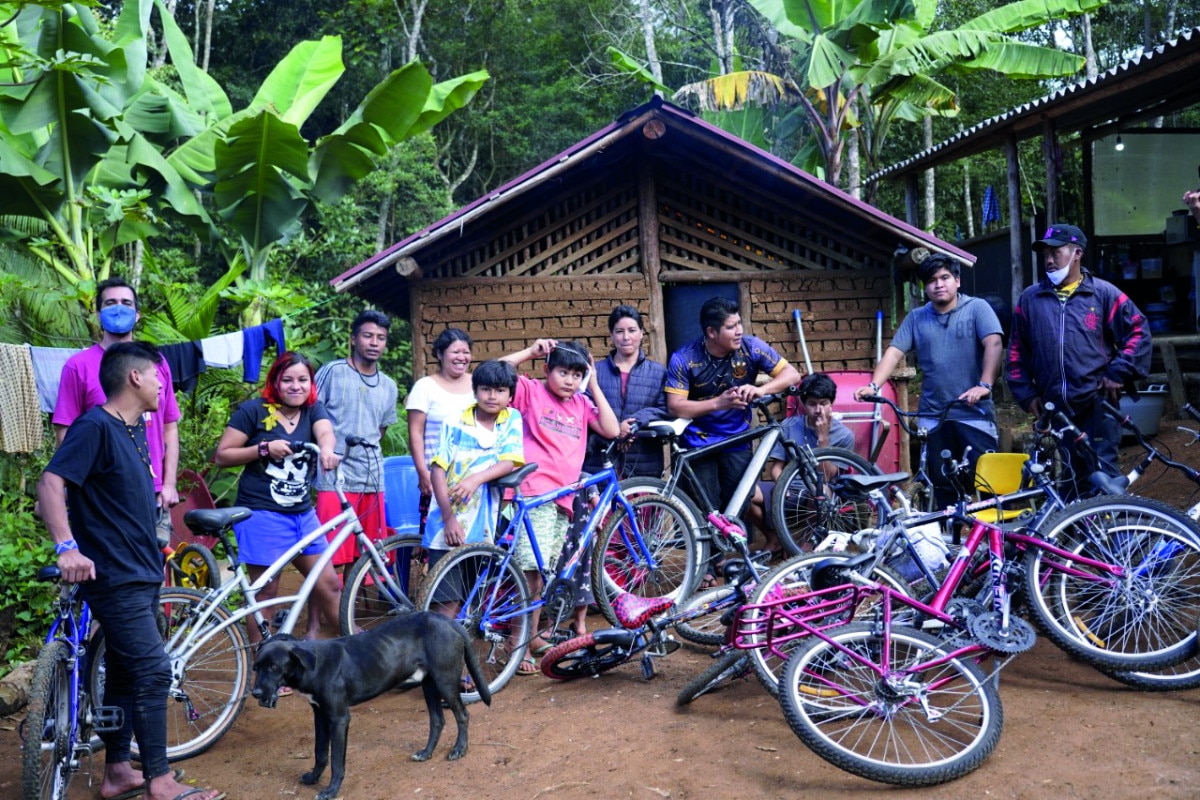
(234, 509, 325, 566)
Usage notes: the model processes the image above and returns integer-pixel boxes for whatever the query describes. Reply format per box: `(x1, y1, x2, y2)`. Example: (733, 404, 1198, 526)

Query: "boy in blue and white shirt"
(425, 360, 525, 569)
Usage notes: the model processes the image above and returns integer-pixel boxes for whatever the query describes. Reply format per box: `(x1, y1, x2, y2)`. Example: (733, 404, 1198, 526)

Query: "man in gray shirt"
(308, 309, 398, 635)
(855, 254, 1003, 508)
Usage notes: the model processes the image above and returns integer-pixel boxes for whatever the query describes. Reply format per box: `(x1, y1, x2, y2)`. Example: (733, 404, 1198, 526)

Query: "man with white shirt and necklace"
(856, 253, 1003, 509)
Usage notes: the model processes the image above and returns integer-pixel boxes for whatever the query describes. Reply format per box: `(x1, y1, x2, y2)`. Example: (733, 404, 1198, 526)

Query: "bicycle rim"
(417, 544, 531, 703)
(97, 587, 250, 762)
(1028, 496, 1200, 671)
(170, 543, 220, 591)
(772, 448, 880, 556)
(540, 633, 628, 680)
(591, 494, 698, 627)
(22, 640, 73, 800)
(779, 623, 1003, 786)
(674, 585, 740, 647)
(340, 534, 425, 634)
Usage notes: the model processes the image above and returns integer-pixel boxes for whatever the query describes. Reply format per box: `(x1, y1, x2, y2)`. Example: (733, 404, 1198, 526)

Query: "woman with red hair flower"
(214, 352, 343, 650)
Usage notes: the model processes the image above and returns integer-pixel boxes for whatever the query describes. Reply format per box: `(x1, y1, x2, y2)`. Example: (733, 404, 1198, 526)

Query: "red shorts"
(316, 491, 388, 567)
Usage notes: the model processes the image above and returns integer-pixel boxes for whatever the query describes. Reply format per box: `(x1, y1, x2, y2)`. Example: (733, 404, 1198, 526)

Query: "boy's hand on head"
(532, 339, 558, 359)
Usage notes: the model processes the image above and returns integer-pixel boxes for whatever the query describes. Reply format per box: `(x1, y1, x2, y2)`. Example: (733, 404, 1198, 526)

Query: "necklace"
(348, 355, 380, 388)
(106, 406, 154, 478)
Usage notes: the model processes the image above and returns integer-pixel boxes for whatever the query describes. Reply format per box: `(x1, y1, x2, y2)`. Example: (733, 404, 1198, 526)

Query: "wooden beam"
(1042, 117, 1058, 224)
(638, 166, 668, 363)
(1158, 340, 1187, 413)
(409, 283, 427, 378)
(1006, 133, 1024, 314)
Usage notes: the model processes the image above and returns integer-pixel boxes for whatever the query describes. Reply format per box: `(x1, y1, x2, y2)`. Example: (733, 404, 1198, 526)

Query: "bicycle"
(415, 435, 698, 702)
(86, 436, 417, 761)
(20, 567, 122, 800)
(619, 389, 878, 565)
(161, 531, 221, 592)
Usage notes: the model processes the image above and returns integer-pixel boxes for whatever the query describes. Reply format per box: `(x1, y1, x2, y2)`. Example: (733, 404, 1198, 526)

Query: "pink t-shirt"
(511, 375, 599, 511)
(52, 344, 181, 492)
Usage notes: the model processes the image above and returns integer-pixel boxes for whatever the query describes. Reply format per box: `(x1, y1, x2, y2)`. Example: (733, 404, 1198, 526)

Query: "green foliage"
(0, 491, 56, 675)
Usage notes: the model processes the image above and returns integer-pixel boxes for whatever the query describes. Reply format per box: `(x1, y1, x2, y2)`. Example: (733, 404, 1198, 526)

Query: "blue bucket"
(1145, 303, 1172, 334)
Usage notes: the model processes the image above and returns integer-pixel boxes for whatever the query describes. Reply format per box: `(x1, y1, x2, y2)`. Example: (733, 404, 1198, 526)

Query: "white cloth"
(200, 331, 243, 368)
(28, 345, 82, 413)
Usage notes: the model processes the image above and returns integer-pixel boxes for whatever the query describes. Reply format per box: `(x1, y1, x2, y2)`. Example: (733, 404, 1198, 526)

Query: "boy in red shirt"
(502, 339, 619, 673)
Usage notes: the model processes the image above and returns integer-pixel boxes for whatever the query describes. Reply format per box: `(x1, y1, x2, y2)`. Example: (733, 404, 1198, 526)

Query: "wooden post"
(1006, 134, 1024, 314)
(1158, 340, 1187, 414)
(409, 284, 426, 378)
(638, 162, 668, 363)
(1042, 118, 1058, 224)
(904, 174, 919, 227)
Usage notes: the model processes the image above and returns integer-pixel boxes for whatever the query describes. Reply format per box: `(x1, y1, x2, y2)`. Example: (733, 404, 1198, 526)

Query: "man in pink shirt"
(502, 339, 619, 672)
(53, 277, 182, 507)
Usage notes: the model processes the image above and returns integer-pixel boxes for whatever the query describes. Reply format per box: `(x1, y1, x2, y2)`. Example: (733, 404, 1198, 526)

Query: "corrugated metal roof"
(869, 26, 1200, 183)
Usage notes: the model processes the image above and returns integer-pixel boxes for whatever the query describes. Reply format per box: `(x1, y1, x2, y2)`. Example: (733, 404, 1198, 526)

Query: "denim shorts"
(234, 508, 325, 566)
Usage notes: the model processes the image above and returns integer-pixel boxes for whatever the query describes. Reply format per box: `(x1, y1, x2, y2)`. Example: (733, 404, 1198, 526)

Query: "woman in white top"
(407, 328, 475, 518)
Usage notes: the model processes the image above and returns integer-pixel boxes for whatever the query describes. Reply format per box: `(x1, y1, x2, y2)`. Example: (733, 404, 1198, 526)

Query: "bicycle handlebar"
(857, 393, 979, 439)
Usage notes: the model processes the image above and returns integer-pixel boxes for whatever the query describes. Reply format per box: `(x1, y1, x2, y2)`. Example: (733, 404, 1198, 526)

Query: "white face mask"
(1046, 265, 1071, 286)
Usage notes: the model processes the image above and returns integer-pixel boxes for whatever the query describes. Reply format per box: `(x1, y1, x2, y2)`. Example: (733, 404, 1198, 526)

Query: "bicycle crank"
(967, 611, 1037, 654)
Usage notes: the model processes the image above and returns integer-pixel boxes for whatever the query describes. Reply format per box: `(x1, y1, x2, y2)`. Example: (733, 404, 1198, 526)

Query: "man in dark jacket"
(1007, 223, 1151, 488)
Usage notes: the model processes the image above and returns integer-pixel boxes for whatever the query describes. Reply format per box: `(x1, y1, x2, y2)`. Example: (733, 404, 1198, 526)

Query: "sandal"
(698, 573, 720, 591)
(516, 655, 539, 675)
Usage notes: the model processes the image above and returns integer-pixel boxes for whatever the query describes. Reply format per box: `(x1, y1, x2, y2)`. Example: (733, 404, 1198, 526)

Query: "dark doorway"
(663, 283, 739, 356)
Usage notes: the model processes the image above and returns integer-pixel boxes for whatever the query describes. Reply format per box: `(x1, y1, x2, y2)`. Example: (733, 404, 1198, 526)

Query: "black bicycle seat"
(495, 463, 538, 490)
(183, 507, 253, 533)
(809, 551, 875, 591)
(837, 472, 909, 493)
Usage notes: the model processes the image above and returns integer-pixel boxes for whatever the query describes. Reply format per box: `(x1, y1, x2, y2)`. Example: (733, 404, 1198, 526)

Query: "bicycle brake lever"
(1176, 426, 1200, 446)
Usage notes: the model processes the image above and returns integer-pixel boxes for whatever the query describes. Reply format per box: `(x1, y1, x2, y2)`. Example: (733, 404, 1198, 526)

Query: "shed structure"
(333, 98, 973, 377)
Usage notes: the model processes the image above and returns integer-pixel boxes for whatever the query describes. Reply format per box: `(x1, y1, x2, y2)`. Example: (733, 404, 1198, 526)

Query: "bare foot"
(147, 770, 221, 800)
(99, 761, 142, 800)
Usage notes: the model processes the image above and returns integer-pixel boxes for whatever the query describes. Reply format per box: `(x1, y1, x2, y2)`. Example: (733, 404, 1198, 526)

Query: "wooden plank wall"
(411, 274, 652, 377)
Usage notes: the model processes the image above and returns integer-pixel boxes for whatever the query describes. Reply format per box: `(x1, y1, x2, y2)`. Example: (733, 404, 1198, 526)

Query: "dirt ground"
(4, 427, 1200, 800)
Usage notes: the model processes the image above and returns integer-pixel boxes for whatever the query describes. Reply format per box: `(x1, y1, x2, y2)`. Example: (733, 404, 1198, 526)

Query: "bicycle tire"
(416, 543, 531, 703)
(1025, 495, 1200, 671)
(540, 633, 629, 680)
(1103, 653, 1200, 691)
(22, 640, 73, 800)
(168, 542, 220, 591)
(675, 650, 752, 706)
(89, 587, 250, 762)
(674, 584, 740, 647)
(772, 447, 880, 556)
(618, 476, 710, 573)
(591, 494, 699, 627)
(339, 533, 425, 635)
(778, 623, 1003, 786)
(745, 552, 912, 697)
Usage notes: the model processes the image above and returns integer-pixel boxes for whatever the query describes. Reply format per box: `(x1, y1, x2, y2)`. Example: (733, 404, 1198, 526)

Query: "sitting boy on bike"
(501, 339, 619, 673)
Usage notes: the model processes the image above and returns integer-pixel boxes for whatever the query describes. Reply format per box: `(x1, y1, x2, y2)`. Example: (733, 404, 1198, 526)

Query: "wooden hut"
(332, 97, 973, 377)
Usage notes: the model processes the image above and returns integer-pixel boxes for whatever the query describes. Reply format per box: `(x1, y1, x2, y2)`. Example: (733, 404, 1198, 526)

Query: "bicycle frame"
(43, 584, 93, 763)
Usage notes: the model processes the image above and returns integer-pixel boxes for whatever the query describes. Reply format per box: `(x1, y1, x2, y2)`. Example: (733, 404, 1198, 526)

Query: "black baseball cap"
(1033, 223, 1087, 250)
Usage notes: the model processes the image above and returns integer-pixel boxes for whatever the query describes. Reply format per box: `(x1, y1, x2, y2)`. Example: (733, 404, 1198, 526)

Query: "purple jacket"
(1006, 273, 1151, 415)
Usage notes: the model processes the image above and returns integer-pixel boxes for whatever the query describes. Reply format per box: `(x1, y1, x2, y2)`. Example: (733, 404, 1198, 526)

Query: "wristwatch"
(977, 381, 992, 390)
(258, 440, 270, 460)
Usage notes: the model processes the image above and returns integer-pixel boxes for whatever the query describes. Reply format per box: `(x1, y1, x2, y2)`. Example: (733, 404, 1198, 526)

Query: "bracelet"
(977, 381, 992, 390)
(55, 539, 78, 555)
(258, 440, 270, 460)
(867, 382, 880, 393)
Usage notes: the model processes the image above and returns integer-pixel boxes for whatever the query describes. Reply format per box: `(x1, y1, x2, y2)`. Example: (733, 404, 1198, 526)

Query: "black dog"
(251, 612, 491, 800)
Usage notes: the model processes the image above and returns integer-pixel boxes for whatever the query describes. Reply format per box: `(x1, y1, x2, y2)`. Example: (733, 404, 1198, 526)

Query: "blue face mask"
(99, 304, 137, 335)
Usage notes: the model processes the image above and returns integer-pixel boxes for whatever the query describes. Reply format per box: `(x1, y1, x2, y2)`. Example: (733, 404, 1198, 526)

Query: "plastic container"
(1121, 261, 1139, 280)
(382, 455, 422, 534)
(1119, 386, 1168, 439)
(1141, 258, 1163, 279)
(1145, 302, 1172, 334)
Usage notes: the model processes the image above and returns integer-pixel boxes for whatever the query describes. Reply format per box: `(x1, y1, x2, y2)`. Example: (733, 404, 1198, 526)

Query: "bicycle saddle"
(613, 592, 676, 629)
(495, 463, 538, 489)
(183, 506, 253, 533)
(638, 418, 692, 439)
(1088, 470, 1130, 495)
(837, 472, 909, 493)
(809, 551, 875, 592)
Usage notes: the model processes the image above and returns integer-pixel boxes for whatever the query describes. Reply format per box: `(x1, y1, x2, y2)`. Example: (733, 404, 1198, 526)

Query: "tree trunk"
(376, 193, 392, 252)
(1083, 13, 1097, 80)
(638, 0, 663, 92)
(709, 0, 735, 75)
(846, 124, 861, 200)
(923, 116, 935, 232)
(202, 0, 216, 72)
(963, 160, 975, 239)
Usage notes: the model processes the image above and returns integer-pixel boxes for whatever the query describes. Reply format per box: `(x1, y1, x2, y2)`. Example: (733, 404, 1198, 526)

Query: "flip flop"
(530, 643, 553, 656)
(516, 655, 539, 675)
(104, 770, 187, 800)
(171, 791, 226, 800)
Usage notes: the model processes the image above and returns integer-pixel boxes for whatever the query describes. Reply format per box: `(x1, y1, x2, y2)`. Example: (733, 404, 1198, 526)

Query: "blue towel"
(242, 319, 287, 382)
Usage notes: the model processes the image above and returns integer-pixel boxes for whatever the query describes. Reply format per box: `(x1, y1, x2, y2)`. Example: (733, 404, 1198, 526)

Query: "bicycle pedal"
(647, 636, 682, 657)
(92, 705, 124, 733)
(640, 653, 656, 679)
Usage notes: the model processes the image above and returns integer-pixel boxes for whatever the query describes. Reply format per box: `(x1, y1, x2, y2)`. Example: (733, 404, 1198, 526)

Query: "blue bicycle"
(416, 445, 698, 702)
(20, 566, 122, 800)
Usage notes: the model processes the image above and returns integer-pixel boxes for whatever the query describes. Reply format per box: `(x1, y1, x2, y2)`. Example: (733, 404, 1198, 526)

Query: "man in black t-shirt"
(38, 342, 223, 800)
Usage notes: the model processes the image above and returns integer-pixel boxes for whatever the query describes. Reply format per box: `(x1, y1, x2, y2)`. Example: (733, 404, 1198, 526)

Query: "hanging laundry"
(159, 341, 208, 392)
(982, 185, 1001, 227)
(29, 345, 82, 413)
(200, 330, 243, 368)
(242, 319, 286, 382)
(0, 343, 45, 452)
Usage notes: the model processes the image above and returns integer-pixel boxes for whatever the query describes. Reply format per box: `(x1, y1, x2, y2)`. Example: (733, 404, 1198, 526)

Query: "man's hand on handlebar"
(957, 384, 990, 406)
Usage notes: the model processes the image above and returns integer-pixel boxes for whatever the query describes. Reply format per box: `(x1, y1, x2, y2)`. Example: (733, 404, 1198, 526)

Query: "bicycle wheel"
(745, 552, 912, 697)
(591, 494, 699, 627)
(675, 650, 752, 706)
(540, 633, 629, 680)
(779, 623, 1003, 786)
(339, 533, 426, 634)
(22, 640, 73, 800)
(1103, 653, 1200, 691)
(618, 476, 710, 572)
(1025, 495, 1200, 671)
(168, 542, 220, 591)
(416, 543, 531, 703)
(89, 587, 250, 762)
(674, 584, 740, 647)
(772, 447, 880, 555)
